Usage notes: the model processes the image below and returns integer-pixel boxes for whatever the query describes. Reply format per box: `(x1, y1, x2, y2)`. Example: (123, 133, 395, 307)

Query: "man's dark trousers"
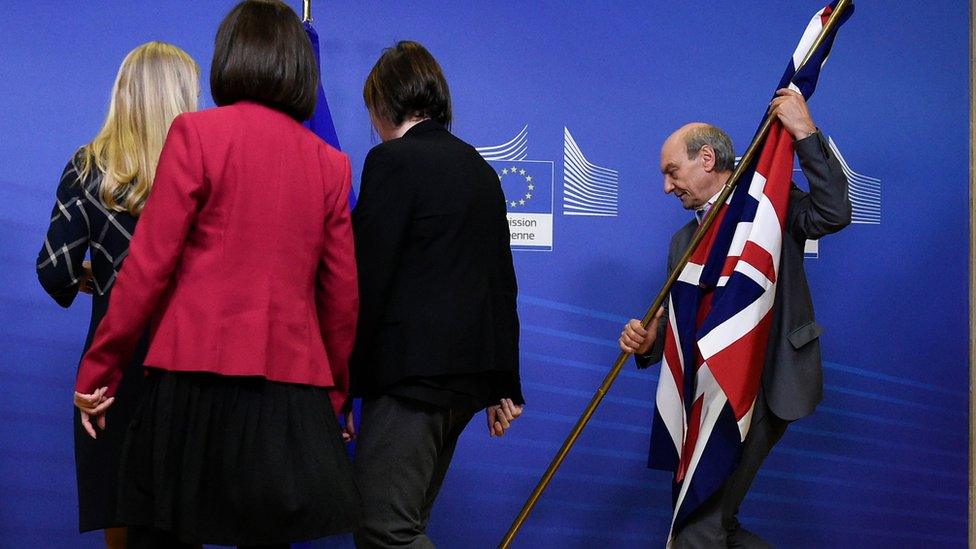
(671, 391, 789, 549)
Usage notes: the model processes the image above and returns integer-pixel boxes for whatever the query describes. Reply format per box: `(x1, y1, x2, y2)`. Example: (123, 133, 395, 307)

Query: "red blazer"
(75, 101, 358, 414)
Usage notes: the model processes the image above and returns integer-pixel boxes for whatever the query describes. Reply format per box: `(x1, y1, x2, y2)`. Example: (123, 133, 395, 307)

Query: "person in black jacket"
(619, 89, 851, 547)
(350, 41, 525, 548)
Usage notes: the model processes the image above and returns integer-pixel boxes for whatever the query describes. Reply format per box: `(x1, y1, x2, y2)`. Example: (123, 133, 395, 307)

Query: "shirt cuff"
(795, 128, 821, 144)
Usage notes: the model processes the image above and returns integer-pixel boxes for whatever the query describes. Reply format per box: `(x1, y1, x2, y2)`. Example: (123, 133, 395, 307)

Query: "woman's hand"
(487, 398, 524, 437)
(78, 260, 95, 294)
(74, 387, 114, 439)
(341, 409, 356, 443)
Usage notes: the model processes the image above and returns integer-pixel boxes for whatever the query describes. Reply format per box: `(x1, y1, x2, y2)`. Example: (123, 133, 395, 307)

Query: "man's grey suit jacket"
(638, 131, 851, 421)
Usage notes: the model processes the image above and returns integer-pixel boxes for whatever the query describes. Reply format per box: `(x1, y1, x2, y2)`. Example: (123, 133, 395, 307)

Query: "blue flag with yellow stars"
(303, 21, 356, 207)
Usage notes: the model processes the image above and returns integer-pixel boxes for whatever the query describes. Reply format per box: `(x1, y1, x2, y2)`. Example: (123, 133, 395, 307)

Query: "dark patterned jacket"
(37, 151, 139, 348)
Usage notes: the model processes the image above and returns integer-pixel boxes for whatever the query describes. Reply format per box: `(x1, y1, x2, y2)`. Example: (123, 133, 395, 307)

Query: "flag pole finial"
(302, 0, 312, 22)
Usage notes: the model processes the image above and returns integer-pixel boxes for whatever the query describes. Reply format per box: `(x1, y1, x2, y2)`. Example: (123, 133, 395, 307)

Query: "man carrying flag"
(618, 3, 852, 546)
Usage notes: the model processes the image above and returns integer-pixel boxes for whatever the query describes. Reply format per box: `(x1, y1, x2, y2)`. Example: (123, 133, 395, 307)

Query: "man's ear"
(699, 145, 716, 173)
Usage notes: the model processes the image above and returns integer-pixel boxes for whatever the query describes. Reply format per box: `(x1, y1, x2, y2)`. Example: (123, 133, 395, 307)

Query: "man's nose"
(663, 177, 674, 193)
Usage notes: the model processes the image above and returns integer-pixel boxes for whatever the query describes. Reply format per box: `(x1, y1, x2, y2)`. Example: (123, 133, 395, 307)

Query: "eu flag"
(304, 21, 356, 207)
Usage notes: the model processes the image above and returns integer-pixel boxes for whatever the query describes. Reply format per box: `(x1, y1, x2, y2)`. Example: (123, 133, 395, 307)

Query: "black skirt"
(74, 358, 145, 532)
(117, 370, 360, 545)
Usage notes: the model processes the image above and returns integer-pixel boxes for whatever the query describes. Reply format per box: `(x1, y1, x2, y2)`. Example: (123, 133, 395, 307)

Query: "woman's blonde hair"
(79, 42, 199, 215)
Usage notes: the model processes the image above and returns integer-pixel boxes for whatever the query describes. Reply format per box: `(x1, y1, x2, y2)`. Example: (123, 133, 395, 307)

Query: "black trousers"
(671, 391, 790, 549)
(126, 525, 285, 549)
(353, 395, 477, 549)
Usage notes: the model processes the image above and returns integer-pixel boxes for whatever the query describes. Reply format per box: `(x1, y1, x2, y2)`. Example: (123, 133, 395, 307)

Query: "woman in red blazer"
(72, 1, 360, 546)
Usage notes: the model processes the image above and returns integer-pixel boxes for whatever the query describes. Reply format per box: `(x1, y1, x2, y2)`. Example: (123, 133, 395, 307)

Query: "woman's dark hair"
(364, 41, 452, 128)
(211, 0, 317, 121)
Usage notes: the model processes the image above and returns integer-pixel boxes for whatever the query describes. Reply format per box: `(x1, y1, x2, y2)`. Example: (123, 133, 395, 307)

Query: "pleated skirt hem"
(117, 369, 361, 545)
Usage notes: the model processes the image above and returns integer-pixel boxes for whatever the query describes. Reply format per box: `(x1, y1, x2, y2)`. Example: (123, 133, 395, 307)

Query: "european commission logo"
(476, 126, 555, 251)
(493, 161, 554, 251)
(476, 126, 619, 251)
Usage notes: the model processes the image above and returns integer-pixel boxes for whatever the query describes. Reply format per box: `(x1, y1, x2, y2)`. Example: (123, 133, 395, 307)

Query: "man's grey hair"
(684, 125, 735, 172)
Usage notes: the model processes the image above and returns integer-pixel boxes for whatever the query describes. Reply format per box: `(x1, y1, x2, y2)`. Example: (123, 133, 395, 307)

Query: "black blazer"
(638, 132, 851, 421)
(350, 120, 522, 400)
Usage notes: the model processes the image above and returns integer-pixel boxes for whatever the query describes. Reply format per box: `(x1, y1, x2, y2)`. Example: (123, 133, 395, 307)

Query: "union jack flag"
(648, 2, 853, 541)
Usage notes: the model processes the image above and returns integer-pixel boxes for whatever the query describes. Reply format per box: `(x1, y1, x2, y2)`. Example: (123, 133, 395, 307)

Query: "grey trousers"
(353, 395, 477, 549)
(671, 391, 790, 549)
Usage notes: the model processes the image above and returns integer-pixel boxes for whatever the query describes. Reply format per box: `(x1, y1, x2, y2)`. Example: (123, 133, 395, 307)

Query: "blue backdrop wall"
(0, 1, 968, 547)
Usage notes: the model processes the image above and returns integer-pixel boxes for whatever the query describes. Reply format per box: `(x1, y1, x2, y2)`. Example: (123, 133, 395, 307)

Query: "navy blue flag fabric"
(303, 21, 356, 207)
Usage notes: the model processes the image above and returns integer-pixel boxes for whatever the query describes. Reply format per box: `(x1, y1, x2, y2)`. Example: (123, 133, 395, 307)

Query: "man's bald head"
(668, 123, 735, 172)
(660, 123, 735, 210)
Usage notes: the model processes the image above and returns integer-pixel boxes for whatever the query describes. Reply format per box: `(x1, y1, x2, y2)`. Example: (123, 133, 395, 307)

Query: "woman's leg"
(418, 407, 476, 529)
(354, 396, 449, 549)
(103, 527, 126, 549)
(125, 525, 195, 549)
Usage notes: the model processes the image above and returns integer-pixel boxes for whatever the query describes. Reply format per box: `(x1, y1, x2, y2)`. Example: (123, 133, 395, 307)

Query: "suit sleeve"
(75, 115, 206, 395)
(37, 156, 89, 308)
(350, 146, 413, 377)
(495, 185, 525, 404)
(316, 153, 359, 415)
(788, 131, 852, 241)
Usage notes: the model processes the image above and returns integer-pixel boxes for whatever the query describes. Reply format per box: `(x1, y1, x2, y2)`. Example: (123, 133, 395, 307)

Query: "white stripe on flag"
(696, 271, 776, 361)
(678, 262, 704, 286)
(658, 302, 689, 457)
(727, 221, 754, 257)
(656, 356, 686, 456)
(791, 7, 827, 69)
(748, 196, 785, 270)
(669, 301, 686, 372)
(667, 365, 728, 546)
(658, 292, 688, 455)
(736, 398, 757, 442)
(747, 171, 767, 201)
(735, 260, 775, 292)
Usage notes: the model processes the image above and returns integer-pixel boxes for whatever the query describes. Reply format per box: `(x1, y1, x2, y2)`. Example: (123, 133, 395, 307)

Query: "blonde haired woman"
(36, 41, 198, 548)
